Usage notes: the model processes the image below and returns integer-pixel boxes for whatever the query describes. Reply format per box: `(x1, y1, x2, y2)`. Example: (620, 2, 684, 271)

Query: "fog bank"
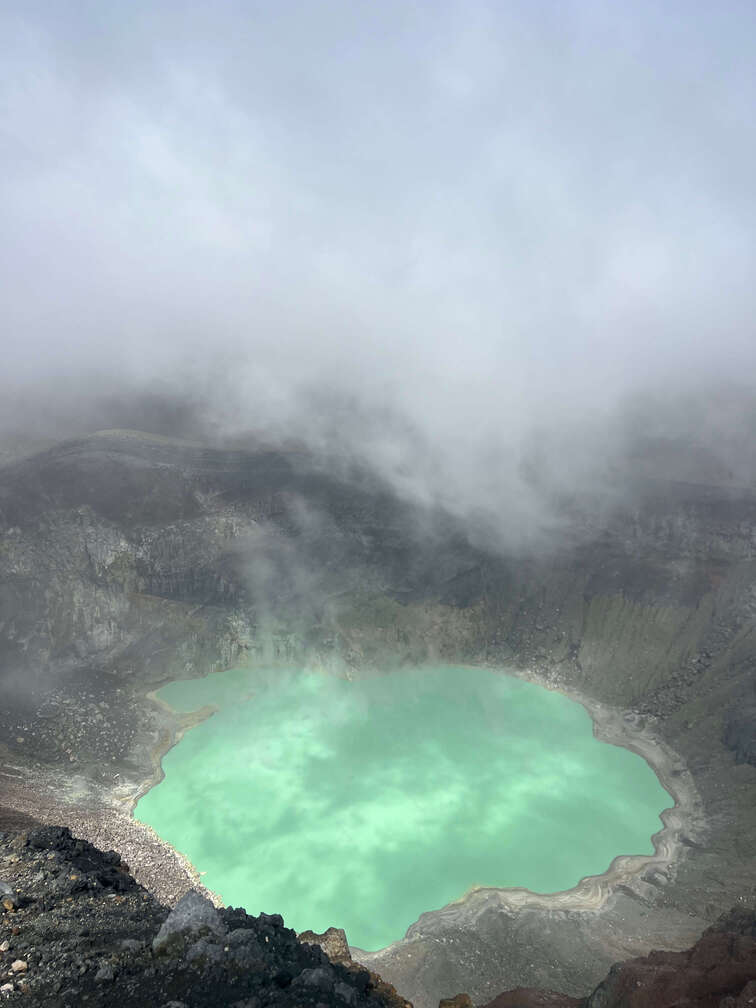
(2, 1, 755, 536)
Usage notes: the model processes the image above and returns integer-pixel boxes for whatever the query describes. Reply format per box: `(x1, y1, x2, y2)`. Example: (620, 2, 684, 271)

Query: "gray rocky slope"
(0, 430, 755, 1007)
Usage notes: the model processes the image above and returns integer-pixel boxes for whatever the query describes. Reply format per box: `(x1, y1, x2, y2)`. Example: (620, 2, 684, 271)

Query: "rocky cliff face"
(1, 430, 755, 1008)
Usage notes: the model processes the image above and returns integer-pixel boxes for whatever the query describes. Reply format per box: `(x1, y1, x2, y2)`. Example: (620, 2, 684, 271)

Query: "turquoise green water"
(136, 665, 670, 951)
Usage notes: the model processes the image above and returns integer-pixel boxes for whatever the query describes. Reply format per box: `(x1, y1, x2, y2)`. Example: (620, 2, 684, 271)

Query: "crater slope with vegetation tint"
(136, 664, 670, 951)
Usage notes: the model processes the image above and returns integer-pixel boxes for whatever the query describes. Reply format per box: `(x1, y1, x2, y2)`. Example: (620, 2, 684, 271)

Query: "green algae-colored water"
(136, 665, 670, 951)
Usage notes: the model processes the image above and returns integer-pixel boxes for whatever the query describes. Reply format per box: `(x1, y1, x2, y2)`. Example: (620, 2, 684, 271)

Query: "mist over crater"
(1, 1, 756, 1004)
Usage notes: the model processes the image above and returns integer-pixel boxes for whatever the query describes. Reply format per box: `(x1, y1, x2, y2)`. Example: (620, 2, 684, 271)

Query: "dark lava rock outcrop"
(0, 825, 409, 1008)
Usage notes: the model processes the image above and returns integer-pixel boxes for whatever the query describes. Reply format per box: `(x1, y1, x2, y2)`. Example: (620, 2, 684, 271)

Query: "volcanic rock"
(474, 906, 756, 1008)
(152, 890, 224, 954)
(583, 907, 756, 1007)
(299, 927, 353, 964)
(0, 824, 414, 1007)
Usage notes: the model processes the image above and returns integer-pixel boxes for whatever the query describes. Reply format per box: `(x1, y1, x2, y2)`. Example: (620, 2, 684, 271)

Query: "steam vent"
(1, 429, 755, 1006)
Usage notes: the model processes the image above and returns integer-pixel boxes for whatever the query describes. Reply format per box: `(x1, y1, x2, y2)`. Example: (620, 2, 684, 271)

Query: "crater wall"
(1, 430, 754, 1008)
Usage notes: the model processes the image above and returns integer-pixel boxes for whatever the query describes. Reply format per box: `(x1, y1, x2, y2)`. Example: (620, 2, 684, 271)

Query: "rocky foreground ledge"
(1, 826, 754, 1008)
(0, 826, 409, 1008)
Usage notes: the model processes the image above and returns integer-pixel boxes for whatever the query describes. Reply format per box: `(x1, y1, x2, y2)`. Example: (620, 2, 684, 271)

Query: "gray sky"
(2, 1, 755, 530)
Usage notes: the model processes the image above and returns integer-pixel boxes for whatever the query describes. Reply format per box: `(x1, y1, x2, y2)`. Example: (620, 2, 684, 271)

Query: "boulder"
(294, 966, 335, 991)
(298, 926, 352, 964)
(152, 890, 224, 955)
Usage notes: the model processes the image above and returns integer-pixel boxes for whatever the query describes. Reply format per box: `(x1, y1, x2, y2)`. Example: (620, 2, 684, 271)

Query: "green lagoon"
(136, 665, 670, 951)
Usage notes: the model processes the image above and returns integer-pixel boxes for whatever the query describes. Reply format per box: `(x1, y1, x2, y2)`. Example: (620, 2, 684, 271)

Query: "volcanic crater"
(1, 429, 755, 1007)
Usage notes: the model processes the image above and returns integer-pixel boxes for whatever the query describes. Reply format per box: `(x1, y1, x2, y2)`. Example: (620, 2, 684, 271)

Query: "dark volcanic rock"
(468, 908, 756, 1008)
(0, 826, 411, 1008)
(152, 890, 224, 954)
(583, 908, 756, 1006)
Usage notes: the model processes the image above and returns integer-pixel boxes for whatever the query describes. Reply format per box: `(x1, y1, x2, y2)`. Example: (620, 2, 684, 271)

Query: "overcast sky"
(2, 1, 755, 528)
